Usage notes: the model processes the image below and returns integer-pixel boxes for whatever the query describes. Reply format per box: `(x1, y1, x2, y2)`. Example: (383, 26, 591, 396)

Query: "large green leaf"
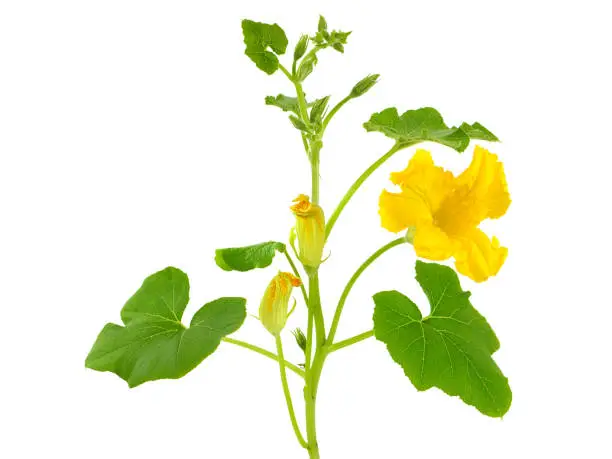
(364, 107, 498, 152)
(373, 261, 511, 417)
(85, 267, 246, 387)
(215, 241, 286, 272)
(242, 19, 288, 75)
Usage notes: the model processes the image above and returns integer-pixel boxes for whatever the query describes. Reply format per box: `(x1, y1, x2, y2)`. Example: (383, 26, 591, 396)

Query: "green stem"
(304, 381, 320, 458)
(327, 237, 407, 345)
(308, 272, 326, 348)
(279, 63, 293, 81)
(294, 81, 311, 127)
(325, 142, 409, 240)
(320, 95, 352, 135)
(275, 334, 308, 449)
(328, 330, 374, 353)
(284, 250, 309, 305)
(222, 337, 305, 378)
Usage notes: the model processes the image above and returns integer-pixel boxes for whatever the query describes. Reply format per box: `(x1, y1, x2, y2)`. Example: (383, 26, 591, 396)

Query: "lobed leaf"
(242, 19, 288, 74)
(373, 261, 511, 417)
(85, 267, 246, 387)
(215, 241, 286, 272)
(364, 107, 499, 152)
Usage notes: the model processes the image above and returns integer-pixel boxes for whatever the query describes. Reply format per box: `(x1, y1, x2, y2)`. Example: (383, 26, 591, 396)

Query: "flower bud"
(350, 74, 380, 98)
(294, 34, 309, 61)
(259, 272, 302, 335)
(290, 194, 325, 268)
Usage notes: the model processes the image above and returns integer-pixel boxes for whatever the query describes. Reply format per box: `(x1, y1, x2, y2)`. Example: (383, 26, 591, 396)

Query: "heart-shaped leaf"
(85, 267, 246, 387)
(242, 20, 288, 75)
(373, 261, 511, 417)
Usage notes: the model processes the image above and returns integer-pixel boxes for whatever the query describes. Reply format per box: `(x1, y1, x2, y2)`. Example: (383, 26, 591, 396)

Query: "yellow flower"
(259, 272, 302, 335)
(379, 146, 510, 282)
(290, 194, 325, 268)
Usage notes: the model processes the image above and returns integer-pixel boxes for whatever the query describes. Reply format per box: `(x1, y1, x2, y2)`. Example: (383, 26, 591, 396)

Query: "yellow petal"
(380, 150, 454, 233)
(453, 229, 507, 282)
(379, 190, 422, 233)
(413, 223, 456, 260)
(435, 145, 510, 234)
(390, 149, 455, 212)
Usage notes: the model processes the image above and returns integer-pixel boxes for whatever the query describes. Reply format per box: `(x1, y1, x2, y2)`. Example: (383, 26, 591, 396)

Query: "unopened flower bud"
(259, 272, 302, 335)
(290, 194, 326, 268)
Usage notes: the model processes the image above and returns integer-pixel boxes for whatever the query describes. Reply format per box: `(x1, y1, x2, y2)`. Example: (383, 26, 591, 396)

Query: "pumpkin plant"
(86, 15, 511, 458)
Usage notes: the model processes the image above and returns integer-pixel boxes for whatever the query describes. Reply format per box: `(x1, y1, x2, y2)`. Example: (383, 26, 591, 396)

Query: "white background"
(1, 1, 611, 458)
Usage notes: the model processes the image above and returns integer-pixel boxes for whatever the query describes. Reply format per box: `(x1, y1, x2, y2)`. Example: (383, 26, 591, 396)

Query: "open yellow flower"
(379, 146, 510, 282)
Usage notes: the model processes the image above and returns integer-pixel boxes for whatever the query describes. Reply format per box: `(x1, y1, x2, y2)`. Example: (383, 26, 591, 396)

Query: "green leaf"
(215, 241, 286, 272)
(318, 15, 328, 33)
(289, 115, 310, 132)
(364, 107, 499, 152)
(309, 96, 330, 125)
(296, 52, 318, 82)
(85, 267, 246, 387)
(242, 19, 288, 75)
(459, 121, 500, 141)
(265, 94, 301, 114)
(373, 261, 511, 417)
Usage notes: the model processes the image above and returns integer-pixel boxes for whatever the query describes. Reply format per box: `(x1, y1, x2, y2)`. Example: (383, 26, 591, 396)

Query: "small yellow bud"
(259, 272, 302, 335)
(290, 194, 325, 268)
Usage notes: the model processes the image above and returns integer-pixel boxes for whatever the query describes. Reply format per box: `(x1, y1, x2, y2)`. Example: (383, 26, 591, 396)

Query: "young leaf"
(215, 241, 286, 272)
(296, 52, 318, 82)
(242, 19, 288, 75)
(309, 96, 330, 124)
(318, 15, 328, 34)
(85, 267, 246, 388)
(373, 261, 511, 417)
(289, 115, 309, 132)
(265, 94, 302, 114)
(364, 107, 498, 152)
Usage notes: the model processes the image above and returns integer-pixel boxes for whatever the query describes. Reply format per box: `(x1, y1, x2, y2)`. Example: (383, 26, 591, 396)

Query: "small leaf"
(215, 241, 286, 272)
(350, 74, 380, 98)
(364, 107, 498, 152)
(85, 267, 246, 387)
(265, 94, 302, 114)
(309, 96, 330, 124)
(294, 34, 309, 61)
(242, 19, 288, 75)
(289, 115, 309, 132)
(373, 261, 511, 417)
(318, 15, 328, 33)
(296, 52, 318, 82)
